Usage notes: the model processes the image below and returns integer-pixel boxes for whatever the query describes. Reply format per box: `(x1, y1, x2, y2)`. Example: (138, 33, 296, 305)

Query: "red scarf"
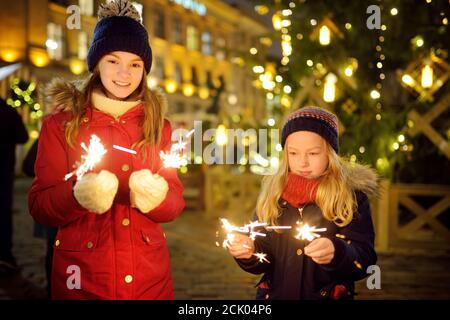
(281, 173, 321, 208)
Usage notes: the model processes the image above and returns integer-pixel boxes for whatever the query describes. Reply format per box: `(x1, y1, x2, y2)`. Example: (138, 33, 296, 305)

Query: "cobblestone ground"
(1, 177, 449, 300)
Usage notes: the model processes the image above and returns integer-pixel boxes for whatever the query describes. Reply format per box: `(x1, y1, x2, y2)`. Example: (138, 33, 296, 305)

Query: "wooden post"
(376, 180, 391, 252)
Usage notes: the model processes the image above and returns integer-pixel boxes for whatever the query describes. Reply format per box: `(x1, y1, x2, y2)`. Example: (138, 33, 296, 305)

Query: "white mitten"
(73, 170, 119, 214)
(129, 169, 169, 213)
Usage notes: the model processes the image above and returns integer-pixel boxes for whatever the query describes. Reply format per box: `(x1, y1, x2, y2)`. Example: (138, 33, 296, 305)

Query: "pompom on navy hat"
(281, 106, 340, 153)
(87, 0, 152, 73)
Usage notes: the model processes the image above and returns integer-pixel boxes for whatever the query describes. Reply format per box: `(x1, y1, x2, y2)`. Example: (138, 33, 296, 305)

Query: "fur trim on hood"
(42, 77, 168, 114)
(344, 162, 379, 197)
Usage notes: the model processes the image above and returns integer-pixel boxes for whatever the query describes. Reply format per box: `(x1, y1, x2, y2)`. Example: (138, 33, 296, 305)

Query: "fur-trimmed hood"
(42, 77, 168, 114)
(344, 162, 379, 197)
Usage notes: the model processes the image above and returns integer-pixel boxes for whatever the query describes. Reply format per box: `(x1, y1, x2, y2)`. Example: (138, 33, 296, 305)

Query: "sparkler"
(113, 144, 137, 155)
(220, 218, 269, 241)
(253, 253, 270, 264)
(64, 135, 107, 181)
(159, 129, 195, 169)
(294, 222, 327, 242)
(219, 218, 290, 264)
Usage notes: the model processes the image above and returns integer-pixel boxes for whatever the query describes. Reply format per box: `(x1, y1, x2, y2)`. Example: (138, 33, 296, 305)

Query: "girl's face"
(286, 131, 329, 179)
(98, 51, 144, 100)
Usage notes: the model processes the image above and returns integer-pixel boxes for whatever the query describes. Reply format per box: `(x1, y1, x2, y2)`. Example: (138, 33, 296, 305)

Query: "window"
(47, 23, 64, 60)
(186, 25, 199, 51)
(175, 102, 185, 113)
(153, 8, 165, 39)
(191, 67, 199, 86)
(215, 36, 226, 60)
(201, 31, 212, 55)
(172, 16, 184, 45)
(206, 71, 214, 89)
(174, 63, 183, 84)
(78, 31, 88, 60)
(79, 0, 93, 16)
(153, 57, 165, 80)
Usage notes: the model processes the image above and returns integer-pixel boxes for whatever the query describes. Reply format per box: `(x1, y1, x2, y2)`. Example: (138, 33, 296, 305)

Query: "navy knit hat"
(87, 0, 152, 73)
(281, 106, 339, 153)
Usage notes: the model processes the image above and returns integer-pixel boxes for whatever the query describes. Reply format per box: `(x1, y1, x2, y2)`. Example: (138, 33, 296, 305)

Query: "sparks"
(113, 144, 137, 154)
(159, 129, 195, 169)
(64, 135, 107, 181)
(222, 232, 235, 249)
(219, 218, 292, 241)
(266, 226, 292, 230)
(253, 252, 270, 264)
(294, 222, 327, 242)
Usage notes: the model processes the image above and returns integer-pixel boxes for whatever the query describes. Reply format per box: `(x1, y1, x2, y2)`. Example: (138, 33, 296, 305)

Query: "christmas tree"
(245, 0, 450, 183)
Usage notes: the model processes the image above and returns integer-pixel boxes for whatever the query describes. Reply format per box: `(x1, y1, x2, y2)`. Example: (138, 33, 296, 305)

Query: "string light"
(319, 25, 331, 45)
(283, 85, 292, 94)
(323, 73, 337, 103)
(370, 90, 381, 99)
(421, 64, 434, 88)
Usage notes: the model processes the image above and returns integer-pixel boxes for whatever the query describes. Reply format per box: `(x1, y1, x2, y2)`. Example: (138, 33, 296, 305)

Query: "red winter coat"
(29, 103, 185, 300)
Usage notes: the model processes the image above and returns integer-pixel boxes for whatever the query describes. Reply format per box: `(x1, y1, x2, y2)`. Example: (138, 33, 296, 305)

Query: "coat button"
(121, 164, 129, 172)
(320, 290, 327, 297)
(125, 275, 133, 283)
(265, 294, 269, 299)
(82, 117, 89, 123)
(55, 240, 60, 247)
(86, 241, 93, 249)
(354, 260, 363, 270)
(122, 218, 130, 226)
(296, 249, 303, 256)
(121, 120, 126, 124)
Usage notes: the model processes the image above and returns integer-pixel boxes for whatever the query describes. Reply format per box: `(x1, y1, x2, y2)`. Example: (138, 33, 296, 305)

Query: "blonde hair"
(256, 142, 365, 228)
(58, 69, 165, 158)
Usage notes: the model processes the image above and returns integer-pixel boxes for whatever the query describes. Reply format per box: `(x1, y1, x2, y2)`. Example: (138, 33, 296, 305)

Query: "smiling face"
(98, 51, 144, 100)
(286, 131, 329, 179)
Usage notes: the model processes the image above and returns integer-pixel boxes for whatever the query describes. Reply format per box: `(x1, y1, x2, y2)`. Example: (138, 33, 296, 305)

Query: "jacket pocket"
(53, 228, 99, 252)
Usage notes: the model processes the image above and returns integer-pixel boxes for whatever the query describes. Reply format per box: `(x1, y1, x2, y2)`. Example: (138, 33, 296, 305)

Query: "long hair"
(60, 69, 165, 158)
(255, 153, 289, 227)
(256, 141, 369, 228)
(315, 143, 356, 227)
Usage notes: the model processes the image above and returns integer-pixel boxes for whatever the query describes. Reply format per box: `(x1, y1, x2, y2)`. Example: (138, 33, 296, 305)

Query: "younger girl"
(228, 106, 378, 300)
(29, 0, 185, 299)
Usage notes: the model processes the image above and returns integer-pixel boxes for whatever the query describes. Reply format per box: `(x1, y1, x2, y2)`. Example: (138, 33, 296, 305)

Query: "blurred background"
(0, 0, 449, 299)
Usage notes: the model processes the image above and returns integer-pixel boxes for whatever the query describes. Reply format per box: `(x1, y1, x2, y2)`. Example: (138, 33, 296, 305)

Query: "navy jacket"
(236, 191, 377, 300)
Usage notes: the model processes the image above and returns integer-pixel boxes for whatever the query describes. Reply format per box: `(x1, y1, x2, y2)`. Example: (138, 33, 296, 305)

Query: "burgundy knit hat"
(281, 106, 339, 153)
